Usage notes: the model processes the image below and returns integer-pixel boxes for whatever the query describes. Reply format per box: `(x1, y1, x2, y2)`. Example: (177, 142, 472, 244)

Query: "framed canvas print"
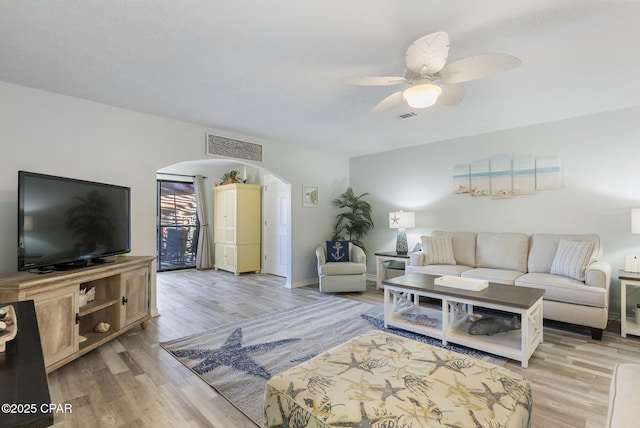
(303, 185, 319, 207)
(513, 155, 536, 195)
(490, 155, 512, 199)
(536, 157, 562, 190)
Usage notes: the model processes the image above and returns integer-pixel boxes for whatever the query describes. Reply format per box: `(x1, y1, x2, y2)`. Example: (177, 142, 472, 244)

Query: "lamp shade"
(632, 209, 640, 234)
(403, 83, 442, 108)
(389, 211, 415, 229)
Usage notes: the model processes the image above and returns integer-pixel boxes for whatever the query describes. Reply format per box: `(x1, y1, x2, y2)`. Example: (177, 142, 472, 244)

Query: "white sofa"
(606, 363, 640, 428)
(406, 231, 611, 339)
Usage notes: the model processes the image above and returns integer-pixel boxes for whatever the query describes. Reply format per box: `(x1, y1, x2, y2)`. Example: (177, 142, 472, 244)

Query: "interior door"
(263, 175, 290, 277)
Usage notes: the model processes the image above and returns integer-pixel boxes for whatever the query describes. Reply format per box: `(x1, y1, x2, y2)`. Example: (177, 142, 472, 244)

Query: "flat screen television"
(18, 171, 131, 271)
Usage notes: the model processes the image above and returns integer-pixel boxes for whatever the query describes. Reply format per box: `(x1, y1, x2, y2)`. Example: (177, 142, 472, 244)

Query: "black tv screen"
(18, 171, 131, 271)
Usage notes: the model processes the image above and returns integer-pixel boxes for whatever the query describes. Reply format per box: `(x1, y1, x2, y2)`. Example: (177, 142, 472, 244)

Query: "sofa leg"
(591, 328, 603, 340)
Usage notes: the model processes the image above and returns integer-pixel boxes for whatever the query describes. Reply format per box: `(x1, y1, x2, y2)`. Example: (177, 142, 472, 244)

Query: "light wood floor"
(46, 269, 638, 427)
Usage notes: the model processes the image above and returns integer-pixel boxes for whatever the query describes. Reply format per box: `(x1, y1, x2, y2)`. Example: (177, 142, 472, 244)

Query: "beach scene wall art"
(453, 155, 561, 198)
(513, 155, 536, 195)
(535, 157, 562, 190)
(490, 155, 513, 199)
(470, 160, 490, 196)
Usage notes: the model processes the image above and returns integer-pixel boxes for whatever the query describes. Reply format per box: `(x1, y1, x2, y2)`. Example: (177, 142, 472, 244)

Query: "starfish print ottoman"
(264, 330, 531, 427)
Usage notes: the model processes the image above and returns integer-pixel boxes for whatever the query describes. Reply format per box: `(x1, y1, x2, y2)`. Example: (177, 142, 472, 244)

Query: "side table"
(619, 270, 640, 337)
(374, 252, 410, 289)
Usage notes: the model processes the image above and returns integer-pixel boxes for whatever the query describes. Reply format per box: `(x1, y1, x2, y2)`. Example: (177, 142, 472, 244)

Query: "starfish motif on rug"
(171, 327, 300, 379)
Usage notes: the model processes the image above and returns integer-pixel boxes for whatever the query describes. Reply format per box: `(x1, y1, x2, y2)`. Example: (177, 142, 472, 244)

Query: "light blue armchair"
(315, 242, 367, 292)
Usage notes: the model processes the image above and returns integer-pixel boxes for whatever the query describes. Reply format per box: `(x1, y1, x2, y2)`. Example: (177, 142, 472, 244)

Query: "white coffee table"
(383, 273, 545, 368)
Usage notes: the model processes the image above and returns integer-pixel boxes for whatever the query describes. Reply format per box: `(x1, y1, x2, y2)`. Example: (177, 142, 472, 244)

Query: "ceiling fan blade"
(371, 90, 404, 112)
(344, 76, 407, 86)
(405, 31, 450, 75)
(439, 53, 521, 83)
(437, 83, 465, 106)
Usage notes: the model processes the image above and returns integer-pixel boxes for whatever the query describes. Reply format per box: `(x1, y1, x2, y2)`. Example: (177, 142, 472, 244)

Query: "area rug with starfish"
(160, 297, 506, 426)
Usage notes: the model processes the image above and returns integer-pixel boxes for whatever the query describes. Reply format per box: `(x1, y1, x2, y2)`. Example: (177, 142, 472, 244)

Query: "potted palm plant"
(331, 187, 374, 254)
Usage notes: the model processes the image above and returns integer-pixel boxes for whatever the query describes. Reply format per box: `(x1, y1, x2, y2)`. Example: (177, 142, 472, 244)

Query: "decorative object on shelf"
(331, 188, 374, 254)
(241, 165, 248, 183)
(94, 322, 110, 333)
(217, 170, 243, 186)
(468, 315, 521, 336)
(389, 211, 415, 254)
(79, 286, 96, 308)
(0, 305, 17, 352)
(302, 184, 318, 207)
(434, 275, 488, 291)
(401, 312, 438, 327)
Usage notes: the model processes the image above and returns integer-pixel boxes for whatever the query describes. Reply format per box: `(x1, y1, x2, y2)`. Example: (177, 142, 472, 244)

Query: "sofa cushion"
(319, 262, 366, 275)
(461, 268, 524, 285)
(515, 273, 607, 307)
(475, 232, 529, 273)
(421, 235, 456, 265)
(433, 231, 476, 267)
(528, 233, 601, 273)
(406, 264, 473, 277)
(326, 240, 349, 262)
(550, 239, 595, 281)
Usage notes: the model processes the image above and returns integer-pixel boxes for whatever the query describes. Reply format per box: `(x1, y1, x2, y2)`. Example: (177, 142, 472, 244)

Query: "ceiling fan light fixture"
(403, 83, 442, 108)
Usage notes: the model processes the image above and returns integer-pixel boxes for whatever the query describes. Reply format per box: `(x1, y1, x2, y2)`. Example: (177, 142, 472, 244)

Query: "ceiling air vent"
(396, 112, 417, 120)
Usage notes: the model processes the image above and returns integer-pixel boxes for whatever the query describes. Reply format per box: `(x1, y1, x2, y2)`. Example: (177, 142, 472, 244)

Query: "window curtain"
(194, 175, 212, 269)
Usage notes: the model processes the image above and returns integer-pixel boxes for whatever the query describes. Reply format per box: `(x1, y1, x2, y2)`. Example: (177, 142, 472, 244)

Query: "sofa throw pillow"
(550, 239, 594, 281)
(326, 240, 350, 262)
(421, 235, 456, 265)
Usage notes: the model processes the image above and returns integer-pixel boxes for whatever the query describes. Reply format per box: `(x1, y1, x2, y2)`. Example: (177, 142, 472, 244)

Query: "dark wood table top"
(374, 251, 411, 258)
(383, 273, 545, 309)
(0, 300, 53, 428)
(619, 270, 640, 281)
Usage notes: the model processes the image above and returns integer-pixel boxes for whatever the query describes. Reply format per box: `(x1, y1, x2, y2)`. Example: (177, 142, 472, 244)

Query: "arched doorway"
(156, 159, 292, 285)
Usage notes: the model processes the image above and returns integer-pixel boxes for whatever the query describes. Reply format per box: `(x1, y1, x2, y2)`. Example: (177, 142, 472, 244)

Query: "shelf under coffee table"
(383, 273, 545, 368)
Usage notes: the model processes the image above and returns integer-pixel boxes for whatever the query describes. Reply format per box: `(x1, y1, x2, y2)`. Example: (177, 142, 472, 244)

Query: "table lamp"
(626, 209, 640, 272)
(389, 211, 415, 254)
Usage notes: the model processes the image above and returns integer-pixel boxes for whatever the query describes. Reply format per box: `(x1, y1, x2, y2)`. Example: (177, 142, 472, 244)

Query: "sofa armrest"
(315, 245, 326, 267)
(409, 251, 423, 266)
(585, 260, 612, 289)
(350, 244, 366, 265)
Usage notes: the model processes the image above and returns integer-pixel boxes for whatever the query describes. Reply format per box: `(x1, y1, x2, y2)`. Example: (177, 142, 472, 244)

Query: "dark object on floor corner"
(0, 300, 53, 427)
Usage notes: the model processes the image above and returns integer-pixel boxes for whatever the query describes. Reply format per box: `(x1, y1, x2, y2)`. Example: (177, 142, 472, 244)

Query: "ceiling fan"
(345, 31, 521, 112)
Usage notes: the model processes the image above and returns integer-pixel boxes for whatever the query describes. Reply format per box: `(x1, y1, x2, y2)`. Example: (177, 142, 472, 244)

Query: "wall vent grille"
(206, 134, 263, 162)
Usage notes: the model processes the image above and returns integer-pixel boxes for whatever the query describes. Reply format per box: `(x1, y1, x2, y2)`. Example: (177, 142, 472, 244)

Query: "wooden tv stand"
(0, 256, 155, 372)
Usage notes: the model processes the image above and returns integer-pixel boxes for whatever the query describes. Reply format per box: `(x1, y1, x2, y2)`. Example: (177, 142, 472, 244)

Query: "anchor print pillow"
(326, 240, 350, 262)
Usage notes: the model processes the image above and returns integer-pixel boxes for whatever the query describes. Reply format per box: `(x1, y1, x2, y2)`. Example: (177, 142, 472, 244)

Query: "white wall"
(351, 106, 640, 317)
(0, 82, 349, 292)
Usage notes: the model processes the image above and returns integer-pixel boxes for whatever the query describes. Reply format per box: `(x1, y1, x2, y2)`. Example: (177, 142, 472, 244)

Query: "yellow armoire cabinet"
(213, 183, 262, 275)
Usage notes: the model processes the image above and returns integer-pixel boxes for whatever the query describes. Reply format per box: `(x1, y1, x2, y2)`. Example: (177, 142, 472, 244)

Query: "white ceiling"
(1, 1, 639, 158)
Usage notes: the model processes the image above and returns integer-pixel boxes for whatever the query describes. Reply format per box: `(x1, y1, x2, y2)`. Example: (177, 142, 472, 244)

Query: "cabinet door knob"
(75, 314, 83, 324)
(122, 296, 128, 305)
